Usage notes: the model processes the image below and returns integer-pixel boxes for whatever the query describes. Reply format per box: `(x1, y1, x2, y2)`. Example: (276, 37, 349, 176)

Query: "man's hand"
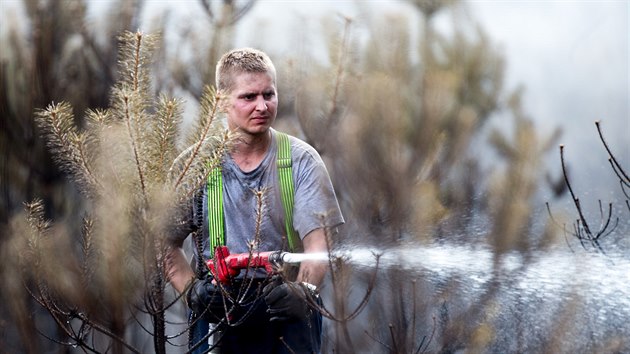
(186, 278, 228, 322)
(263, 278, 315, 322)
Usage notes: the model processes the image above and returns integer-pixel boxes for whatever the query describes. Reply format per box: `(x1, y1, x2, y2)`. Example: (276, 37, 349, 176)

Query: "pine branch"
(84, 108, 111, 157)
(184, 85, 222, 147)
(171, 128, 234, 202)
(35, 102, 101, 195)
(114, 31, 160, 203)
(23, 199, 48, 271)
(81, 215, 94, 287)
(150, 95, 183, 183)
(253, 188, 266, 247)
(173, 86, 229, 191)
(118, 31, 157, 96)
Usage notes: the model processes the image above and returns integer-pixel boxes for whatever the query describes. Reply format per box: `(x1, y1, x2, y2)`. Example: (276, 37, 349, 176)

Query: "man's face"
(224, 71, 278, 136)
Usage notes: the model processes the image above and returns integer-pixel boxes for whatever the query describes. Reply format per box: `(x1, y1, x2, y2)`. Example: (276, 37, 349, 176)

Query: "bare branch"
(596, 121, 629, 186)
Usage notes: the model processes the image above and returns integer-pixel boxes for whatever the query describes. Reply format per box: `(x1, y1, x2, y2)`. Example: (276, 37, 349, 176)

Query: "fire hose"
(206, 245, 299, 285)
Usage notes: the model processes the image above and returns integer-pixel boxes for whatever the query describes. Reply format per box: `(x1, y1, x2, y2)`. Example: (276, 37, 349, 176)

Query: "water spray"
(208, 243, 630, 350)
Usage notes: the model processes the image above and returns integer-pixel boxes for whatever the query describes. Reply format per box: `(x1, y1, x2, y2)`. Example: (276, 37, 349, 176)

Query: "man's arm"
(165, 246, 196, 294)
(296, 228, 329, 287)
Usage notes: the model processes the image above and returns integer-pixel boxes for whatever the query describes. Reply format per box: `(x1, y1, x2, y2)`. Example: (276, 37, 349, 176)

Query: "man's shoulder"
(273, 129, 321, 161)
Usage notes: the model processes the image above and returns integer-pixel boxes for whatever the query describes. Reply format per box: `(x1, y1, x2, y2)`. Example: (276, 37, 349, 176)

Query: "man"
(167, 48, 344, 353)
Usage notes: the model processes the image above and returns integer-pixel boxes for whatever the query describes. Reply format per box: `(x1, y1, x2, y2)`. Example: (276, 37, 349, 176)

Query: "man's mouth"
(251, 116, 269, 122)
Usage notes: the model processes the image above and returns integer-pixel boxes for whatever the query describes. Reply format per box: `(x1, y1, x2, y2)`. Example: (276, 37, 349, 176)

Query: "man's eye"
(263, 92, 274, 100)
(243, 94, 256, 100)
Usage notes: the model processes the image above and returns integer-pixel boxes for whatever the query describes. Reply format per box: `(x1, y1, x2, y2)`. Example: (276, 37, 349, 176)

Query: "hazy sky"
(470, 1, 628, 167)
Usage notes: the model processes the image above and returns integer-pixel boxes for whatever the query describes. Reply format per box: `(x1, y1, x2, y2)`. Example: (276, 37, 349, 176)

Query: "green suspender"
(207, 167, 224, 257)
(207, 131, 300, 257)
(276, 132, 300, 252)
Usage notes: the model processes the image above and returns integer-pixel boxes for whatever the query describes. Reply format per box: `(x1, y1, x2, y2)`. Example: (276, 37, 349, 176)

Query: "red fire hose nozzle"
(206, 246, 286, 285)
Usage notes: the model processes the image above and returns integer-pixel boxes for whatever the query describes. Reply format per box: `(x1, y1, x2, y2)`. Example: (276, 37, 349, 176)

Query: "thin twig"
(596, 121, 629, 186)
(327, 16, 352, 129)
(560, 145, 592, 236)
(364, 329, 392, 351)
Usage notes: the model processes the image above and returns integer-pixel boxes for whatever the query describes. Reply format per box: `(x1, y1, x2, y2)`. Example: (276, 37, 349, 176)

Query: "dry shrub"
(5, 30, 232, 353)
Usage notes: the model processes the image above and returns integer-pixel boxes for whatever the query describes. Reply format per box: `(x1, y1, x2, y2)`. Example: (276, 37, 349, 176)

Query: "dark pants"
(189, 289, 322, 354)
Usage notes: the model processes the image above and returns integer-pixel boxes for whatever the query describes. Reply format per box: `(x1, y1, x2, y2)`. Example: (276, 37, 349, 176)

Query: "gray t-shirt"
(195, 128, 344, 261)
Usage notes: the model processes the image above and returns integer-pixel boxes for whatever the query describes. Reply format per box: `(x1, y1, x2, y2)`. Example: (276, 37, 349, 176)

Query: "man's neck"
(231, 130, 272, 172)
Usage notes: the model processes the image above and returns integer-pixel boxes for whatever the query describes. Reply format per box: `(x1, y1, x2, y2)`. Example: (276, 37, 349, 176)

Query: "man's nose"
(255, 96, 268, 111)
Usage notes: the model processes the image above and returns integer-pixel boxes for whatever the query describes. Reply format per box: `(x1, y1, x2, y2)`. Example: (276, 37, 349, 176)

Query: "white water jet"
(283, 243, 630, 316)
(281, 251, 330, 263)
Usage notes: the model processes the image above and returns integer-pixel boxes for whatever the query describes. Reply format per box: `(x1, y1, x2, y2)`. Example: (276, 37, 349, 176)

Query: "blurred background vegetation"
(1, 0, 628, 353)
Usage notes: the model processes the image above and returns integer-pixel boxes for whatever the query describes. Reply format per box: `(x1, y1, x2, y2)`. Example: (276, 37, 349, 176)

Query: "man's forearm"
(297, 228, 329, 287)
(165, 246, 195, 294)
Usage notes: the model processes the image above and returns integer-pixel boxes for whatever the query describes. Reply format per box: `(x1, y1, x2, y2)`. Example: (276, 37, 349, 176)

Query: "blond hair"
(215, 48, 277, 93)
